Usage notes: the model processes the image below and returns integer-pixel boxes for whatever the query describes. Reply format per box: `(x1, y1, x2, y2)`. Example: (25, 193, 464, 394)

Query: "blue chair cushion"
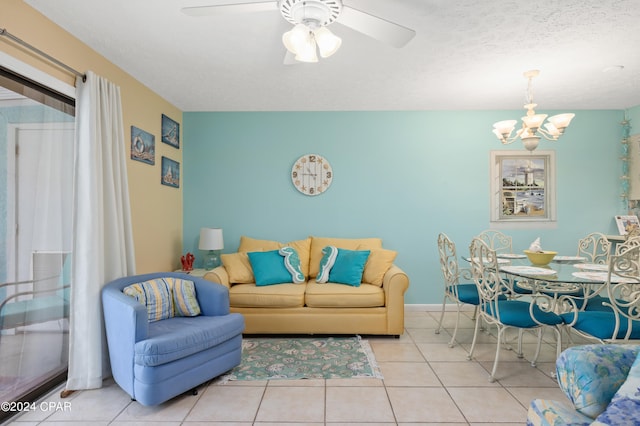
(134, 313, 245, 367)
(486, 300, 563, 328)
(448, 283, 479, 305)
(560, 311, 640, 340)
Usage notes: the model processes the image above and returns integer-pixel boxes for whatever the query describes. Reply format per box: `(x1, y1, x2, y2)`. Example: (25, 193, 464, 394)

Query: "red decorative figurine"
(181, 252, 195, 271)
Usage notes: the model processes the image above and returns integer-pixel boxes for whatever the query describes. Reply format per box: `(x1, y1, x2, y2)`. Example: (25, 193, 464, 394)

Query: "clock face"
(291, 154, 333, 196)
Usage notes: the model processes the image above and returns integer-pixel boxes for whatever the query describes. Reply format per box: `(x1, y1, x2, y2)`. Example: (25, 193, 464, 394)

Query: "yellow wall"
(1, 0, 183, 273)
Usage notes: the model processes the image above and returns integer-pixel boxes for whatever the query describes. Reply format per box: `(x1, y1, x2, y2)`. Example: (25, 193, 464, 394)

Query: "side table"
(174, 268, 208, 277)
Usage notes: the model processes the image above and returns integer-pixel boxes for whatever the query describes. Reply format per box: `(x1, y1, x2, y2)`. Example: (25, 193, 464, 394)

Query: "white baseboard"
(405, 303, 475, 312)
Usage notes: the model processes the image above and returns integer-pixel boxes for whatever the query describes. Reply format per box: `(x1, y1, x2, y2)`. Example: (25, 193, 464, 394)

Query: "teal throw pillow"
(248, 250, 292, 286)
(328, 249, 371, 287)
(279, 246, 305, 283)
(316, 245, 338, 283)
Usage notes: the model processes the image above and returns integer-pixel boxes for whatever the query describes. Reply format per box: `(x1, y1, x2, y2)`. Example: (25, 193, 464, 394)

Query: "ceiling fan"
(181, 0, 416, 63)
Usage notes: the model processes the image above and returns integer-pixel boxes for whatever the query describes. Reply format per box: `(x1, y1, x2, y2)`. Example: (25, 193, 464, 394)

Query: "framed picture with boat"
(490, 151, 556, 224)
(161, 156, 180, 188)
(161, 114, 180, 149)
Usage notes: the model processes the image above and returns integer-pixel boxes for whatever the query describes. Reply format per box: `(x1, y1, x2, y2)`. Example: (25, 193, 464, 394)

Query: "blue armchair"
(102, 272, 245, 406)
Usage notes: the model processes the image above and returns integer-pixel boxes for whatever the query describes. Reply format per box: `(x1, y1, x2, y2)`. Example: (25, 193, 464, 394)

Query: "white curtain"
(66, 71, 136, 390)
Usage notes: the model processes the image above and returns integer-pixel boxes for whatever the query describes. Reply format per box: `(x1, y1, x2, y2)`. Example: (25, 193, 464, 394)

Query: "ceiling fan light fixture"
(294, 37, 318, 63)
(282, 23, 310, 54)
(313, 26, 341, 58)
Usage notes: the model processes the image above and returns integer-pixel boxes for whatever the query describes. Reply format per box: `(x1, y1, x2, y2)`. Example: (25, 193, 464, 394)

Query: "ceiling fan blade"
(181, 1, 277, 16)
(338, 5, 415, 48)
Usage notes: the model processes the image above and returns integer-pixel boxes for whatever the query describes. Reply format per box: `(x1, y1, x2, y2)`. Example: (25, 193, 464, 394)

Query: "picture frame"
(490, 150, 557, 228)
(161, 114, 180, 149)
(161, 156, 180, 188)
(130, 125, 155, 165)
(615, 215, 640, 235)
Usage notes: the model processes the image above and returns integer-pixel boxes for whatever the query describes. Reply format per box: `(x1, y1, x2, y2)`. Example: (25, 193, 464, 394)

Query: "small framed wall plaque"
(161, 114, 180, 149)
(161, 156, 180, 188)
(130, 125, 155, 165)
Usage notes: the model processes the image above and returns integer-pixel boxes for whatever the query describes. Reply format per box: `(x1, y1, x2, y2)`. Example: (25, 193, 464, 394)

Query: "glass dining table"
(462, 253, 616, 292)
(493, 254, 615, 309)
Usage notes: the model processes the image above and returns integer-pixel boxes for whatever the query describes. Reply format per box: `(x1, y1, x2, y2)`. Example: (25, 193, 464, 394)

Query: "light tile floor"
(7, 309, 582, 425)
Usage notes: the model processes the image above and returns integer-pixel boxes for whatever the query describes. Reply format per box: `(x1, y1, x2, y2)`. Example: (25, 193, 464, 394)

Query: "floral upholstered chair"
(527, 344, 640, 425)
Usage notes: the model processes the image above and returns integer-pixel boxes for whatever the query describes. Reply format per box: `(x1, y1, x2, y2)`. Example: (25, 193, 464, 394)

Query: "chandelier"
(281, 0, 342, 63)
(492, 70, 575, 152)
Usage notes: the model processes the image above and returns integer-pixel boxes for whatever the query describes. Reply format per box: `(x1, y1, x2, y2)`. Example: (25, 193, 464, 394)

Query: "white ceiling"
(25, 0, 640, 112)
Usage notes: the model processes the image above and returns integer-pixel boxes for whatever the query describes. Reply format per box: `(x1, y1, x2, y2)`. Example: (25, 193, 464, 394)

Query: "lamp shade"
(198, 228, 224, 251)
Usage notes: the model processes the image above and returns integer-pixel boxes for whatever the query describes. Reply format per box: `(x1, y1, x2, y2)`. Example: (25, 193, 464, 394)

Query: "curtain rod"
(0, 28, 86, 82)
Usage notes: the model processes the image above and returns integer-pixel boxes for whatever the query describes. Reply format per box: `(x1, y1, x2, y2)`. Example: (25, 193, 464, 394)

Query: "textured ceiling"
(25, 0, 640, 112)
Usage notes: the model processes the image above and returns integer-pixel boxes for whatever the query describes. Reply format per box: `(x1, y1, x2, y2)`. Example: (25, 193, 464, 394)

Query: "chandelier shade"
(493, 70, 575, 152)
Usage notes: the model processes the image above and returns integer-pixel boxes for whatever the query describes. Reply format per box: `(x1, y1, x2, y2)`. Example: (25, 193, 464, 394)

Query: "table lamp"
(199, 227, 224, 270)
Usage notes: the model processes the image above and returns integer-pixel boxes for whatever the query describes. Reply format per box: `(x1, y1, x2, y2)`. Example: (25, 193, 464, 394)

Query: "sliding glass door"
(0, 68, 74, 420)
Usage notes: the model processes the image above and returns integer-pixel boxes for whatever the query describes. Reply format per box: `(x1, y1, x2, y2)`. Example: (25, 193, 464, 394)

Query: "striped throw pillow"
(167, 278, 201, 317)
(124, 279, 174, 322)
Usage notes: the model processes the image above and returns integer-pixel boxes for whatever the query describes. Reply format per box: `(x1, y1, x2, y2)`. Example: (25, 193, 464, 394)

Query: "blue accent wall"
(184, 110, 624, 304)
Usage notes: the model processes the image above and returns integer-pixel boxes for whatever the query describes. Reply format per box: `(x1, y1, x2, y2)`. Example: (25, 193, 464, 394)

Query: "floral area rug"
(219, 336, 383, 382)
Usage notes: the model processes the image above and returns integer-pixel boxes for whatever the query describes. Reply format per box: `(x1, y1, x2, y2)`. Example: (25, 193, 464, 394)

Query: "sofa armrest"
(192, 277, 231, 316)
(204, 266, 230, 289)
(382, 264, 410, 334)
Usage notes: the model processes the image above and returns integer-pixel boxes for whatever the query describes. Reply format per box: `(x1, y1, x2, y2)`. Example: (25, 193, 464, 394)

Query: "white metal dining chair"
(577, 232, 611, 264)
(435, 233, 478, 347)
(467, 238, 563, 382)
(560, 242, 640, 343)
(475, 229, 513, 255)
(577, 232, 613, 312)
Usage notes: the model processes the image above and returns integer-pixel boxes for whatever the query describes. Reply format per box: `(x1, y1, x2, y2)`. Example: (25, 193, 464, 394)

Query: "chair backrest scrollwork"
(475, 229, 512, 254)
(577, 232, 611, 264)
(606, 244, 640, 340)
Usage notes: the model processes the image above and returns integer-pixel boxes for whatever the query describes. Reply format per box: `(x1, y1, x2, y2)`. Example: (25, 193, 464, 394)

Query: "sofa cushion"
(221, 252, 255, 284)
(248, 250, 293, 286)
(229, 282, 306, 308)
(305, 282, 384, 308)
(328, 249, 370, 287)
(526, 399, 593, 426)
(239, 236, 311, 277)
(134, 314, 244, 367)
(362, 248, 397, 287)
(593, 350, 640, 425)
(309, 236, 382, 278)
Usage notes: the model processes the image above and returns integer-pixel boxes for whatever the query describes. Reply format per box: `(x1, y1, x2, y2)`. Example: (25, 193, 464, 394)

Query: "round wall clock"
(291, 153, 333, 196)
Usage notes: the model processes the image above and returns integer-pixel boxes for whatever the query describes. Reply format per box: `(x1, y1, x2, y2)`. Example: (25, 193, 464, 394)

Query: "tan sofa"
(203, 236, 410, 336)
